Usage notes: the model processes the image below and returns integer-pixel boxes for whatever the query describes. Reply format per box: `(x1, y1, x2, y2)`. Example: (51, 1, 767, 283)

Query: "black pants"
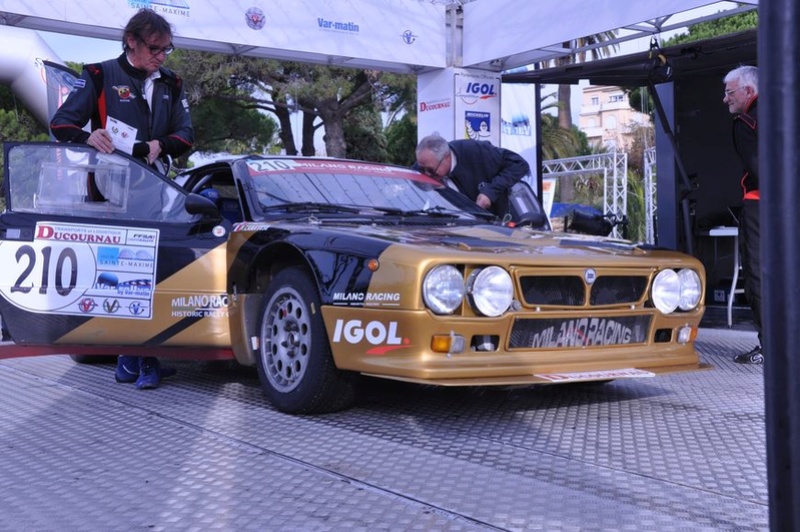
(739, 199, 762, 343)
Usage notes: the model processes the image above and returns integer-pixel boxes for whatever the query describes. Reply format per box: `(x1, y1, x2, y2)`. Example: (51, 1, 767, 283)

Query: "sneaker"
(135, 357, 176, 389)
(136, 357, 162, 389)
(115, 355, 141, 383)
(734, 346, 763, 364)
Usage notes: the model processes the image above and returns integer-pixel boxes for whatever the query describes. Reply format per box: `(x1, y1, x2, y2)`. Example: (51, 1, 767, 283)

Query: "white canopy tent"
(0, 0, 758, 158)
(0, 0, 757, 75)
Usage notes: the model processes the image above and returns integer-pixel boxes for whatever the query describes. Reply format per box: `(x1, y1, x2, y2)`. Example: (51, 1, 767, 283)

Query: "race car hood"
(281, 221, 690, 266)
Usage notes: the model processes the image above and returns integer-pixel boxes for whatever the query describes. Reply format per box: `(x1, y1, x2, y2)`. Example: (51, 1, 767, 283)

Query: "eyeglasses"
(418, 153, 447, 177)
(138, 35, 175, 56)
(723, 87, 744, 97)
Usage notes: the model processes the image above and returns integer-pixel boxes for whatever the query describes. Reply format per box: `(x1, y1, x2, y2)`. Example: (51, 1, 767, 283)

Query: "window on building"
(591, 97, 599, 105)
(609, 94, 625, 103)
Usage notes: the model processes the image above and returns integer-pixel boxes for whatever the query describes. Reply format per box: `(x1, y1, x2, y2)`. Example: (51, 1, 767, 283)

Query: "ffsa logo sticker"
(332, 319, 409, 355)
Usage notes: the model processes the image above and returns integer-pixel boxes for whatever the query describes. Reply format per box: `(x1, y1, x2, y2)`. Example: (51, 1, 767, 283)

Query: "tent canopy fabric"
(0, 0, 757, 75)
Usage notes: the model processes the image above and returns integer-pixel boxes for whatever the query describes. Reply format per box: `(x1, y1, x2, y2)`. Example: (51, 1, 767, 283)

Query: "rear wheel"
(256, 267, 357, 414)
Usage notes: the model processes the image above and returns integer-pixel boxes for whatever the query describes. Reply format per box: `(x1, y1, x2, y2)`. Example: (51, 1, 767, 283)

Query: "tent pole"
(647, 81, 695, 255)
(760, 0, 800, 527)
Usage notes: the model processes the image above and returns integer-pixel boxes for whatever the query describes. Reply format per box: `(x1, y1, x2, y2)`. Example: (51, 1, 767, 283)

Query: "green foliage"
(164, 50, 280, 157)
(623, 123, 655, 241)
(622, 86, 655, 117)
(664, 10, 758, 46)
(190, 97, 278, 156)
(169, 49, 415, 158)
(539, 92, 593, 160)
(0, 86, 48, 140)
(572, 126, 593, 156)
(65, 60, 84, 73)
(0, 86, 50, 199)
(625, 172, 647, 242)
(344, 104, 388, 162)
(540, 113, 582, 160)
(626, 123, 655, 179)
(385, 114, 417, 167)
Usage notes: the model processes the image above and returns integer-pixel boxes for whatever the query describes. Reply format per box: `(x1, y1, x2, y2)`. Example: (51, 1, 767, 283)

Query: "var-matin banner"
(0, 0, 446, 70)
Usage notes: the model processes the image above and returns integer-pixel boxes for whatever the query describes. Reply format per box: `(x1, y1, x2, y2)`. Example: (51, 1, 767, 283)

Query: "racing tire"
(256, 267, 358, 414)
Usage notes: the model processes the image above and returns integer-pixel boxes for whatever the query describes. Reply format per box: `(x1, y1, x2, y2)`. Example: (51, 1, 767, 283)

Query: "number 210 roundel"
(0, 222, 158, 319)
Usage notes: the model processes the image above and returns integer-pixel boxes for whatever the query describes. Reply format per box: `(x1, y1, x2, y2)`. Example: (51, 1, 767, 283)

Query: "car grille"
(519, 274, 650, 307)
(509, 315, 652, 349)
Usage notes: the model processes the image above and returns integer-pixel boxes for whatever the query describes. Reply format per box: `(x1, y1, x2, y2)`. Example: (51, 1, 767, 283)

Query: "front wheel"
(256, 267, 357, 414)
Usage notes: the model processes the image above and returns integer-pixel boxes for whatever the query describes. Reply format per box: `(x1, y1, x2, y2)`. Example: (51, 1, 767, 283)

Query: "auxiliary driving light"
(431, 333, 466, 354)
(677, 325, 696, 344)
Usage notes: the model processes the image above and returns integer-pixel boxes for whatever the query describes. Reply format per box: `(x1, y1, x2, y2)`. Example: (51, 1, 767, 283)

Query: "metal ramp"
(0, 327, 767, 531)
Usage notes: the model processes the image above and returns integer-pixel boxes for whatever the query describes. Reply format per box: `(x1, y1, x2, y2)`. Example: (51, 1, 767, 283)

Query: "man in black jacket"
(415, 134, 530, 219)
(51, 8, 194, 172)
(50, 8, 195, 388)
(723, 65, 762, 364)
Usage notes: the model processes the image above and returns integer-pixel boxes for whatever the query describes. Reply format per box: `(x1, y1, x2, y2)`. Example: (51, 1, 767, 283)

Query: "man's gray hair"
(724, 65, 758, 95)
(416, 134, 450, 159)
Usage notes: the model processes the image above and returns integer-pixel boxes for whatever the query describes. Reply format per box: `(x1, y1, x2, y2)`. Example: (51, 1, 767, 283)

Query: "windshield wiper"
(260, 202, 363, 214)
(398, 205, 496, 220)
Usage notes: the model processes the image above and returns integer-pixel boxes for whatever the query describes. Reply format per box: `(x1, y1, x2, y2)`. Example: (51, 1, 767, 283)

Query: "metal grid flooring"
(0, 327, 767, 531)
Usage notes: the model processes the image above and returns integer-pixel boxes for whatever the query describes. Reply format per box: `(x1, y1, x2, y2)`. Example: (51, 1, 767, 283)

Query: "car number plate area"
(510, 315, 651, 349)
(535, 368, 656, 382)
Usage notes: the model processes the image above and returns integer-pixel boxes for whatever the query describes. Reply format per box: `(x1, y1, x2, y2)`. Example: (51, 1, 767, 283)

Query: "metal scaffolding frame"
(644, 146, 657, 244)
(542, 152, 628, 238)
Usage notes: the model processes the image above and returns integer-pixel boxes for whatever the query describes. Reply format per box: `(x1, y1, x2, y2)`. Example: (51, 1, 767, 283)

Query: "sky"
(40, 31, 121, 64)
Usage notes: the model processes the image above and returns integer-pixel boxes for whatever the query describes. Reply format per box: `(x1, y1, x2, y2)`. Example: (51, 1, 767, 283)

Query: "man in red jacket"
(723, 65, 762, 364)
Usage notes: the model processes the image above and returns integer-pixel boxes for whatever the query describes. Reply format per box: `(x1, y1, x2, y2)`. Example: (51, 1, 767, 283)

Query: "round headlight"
(423, 265, 465, 314)
(678, 268, 702, 310)
(467, 266, 514, 317)
(652, 269, 680, 314)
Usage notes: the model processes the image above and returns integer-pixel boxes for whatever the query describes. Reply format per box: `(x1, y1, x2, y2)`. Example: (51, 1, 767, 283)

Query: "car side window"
(6, 144, 200, 223)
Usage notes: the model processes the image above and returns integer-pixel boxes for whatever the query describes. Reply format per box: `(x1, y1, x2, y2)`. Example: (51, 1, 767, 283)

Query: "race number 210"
(11, 244, 78, 296)
(0, 241, 97, 312)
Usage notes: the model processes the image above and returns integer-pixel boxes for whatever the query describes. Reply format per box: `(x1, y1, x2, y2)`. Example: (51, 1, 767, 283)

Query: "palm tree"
(540, 114, 580, 160)
(549, 32, 619, 130)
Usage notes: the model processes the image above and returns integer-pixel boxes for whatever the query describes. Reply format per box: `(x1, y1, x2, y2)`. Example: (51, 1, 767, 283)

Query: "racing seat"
(198, 188, 242, 224)
(218, 198, 242, 224)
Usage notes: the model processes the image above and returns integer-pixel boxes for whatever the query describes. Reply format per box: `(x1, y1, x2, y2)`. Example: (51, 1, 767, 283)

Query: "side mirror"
(185, 192, 221, 219)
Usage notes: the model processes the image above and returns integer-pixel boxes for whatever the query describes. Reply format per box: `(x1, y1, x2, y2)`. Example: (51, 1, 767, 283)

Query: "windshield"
(240, 158, 493, 220)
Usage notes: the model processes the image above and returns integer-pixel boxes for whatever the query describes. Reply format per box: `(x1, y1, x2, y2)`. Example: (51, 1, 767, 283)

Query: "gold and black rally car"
(0, 142, 709, 414)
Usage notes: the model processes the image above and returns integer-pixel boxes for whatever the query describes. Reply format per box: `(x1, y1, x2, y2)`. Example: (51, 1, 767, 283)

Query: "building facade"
(579, 85, 649, 150)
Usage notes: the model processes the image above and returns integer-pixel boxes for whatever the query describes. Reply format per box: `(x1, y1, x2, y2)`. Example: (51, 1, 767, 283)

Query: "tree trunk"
(273, 103, 297, 156)
(558, 83, 573, 131)
(555, 46, 575, 202)
(556, 42, 574, 132)
(301, 111, 316, 156)
(317, 107, 347, 158)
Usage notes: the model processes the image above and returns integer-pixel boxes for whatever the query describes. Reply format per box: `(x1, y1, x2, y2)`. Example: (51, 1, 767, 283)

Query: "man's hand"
(476, 193, 492, 209)
(146, 139, 162, 165)
(86, 129, 114, 153)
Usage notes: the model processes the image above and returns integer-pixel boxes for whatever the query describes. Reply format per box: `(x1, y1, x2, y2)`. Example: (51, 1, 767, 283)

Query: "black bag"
(568, 211, 614, 236)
